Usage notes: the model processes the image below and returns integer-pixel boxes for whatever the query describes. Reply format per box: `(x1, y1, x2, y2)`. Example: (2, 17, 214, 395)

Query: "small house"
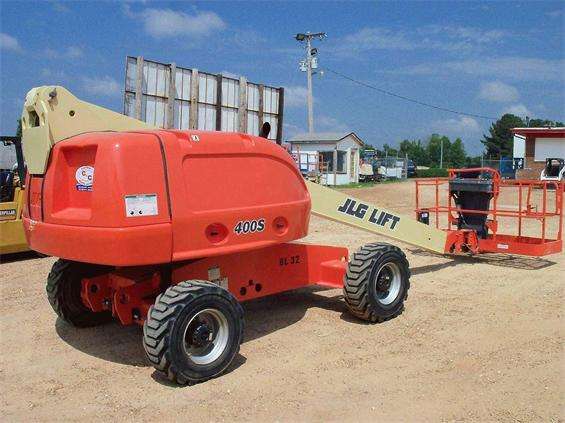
(511, 127, 565, 179)
(288, 132, 363, 185)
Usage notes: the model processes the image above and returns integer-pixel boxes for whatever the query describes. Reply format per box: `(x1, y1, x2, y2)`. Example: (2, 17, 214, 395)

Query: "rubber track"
(143, 280, 244, 385)
(343, 243, 410, 323)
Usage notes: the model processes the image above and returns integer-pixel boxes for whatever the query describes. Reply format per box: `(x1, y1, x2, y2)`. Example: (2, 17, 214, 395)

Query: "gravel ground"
(1, 180, 563, 422)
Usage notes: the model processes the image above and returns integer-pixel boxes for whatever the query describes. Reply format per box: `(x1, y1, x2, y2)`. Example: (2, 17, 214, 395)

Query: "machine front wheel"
(46, 259, 113, 327)
(343, 243, 410, 323)
(143, 280, 244, 385)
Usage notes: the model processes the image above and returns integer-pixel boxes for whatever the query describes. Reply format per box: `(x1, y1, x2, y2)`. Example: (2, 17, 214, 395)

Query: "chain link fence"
(479, 158, 516, 179)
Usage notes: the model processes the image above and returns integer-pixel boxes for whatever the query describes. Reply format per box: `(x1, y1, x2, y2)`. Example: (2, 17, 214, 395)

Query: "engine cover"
(23, 130, 310, 265)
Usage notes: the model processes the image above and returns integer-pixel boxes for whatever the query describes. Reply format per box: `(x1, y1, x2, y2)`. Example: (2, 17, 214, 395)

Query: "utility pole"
(305, 36, 314, 134)
(439, 138, 444, 169)
(295, 32, 326, 134)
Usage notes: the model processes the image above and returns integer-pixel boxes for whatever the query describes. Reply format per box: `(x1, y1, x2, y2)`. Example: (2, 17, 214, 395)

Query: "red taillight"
(27, 175, 43, 221)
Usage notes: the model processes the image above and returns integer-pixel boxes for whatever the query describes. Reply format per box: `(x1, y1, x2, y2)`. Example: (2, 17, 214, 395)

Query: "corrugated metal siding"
(124, 56, 283, 142)
(220, 77, 239, 133)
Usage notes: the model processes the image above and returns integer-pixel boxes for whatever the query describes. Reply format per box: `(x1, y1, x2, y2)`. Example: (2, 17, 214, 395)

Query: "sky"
(1, 0, 564, 155)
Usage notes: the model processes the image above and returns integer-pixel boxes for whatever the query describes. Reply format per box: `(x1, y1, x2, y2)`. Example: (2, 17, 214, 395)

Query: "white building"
(288, 132, 363, 185)
(511, 127, 565, 179)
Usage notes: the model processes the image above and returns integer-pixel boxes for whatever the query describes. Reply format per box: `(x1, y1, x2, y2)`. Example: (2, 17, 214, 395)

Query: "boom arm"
(21, 86, 448, 254)
(307, 181, 447, 253)
(21, 86, 150, 174)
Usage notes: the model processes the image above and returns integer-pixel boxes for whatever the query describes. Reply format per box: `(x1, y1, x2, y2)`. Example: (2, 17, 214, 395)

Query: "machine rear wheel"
(46, 259, 113, 327)
(143, 280, 244, 385)
(343, 243, 410, 323)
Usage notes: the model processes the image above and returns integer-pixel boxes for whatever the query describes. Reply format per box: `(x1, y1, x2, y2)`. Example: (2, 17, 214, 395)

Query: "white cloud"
(503, 103, 533, 118)
(398, 57, 565, 82)
(230, 29, 267, 51)
(431, 116, 481, 136)
(426, 116, 484, 154)
(420, 25, 509, 45)
(547, 9, 563, 18)
(340, 28, 415, 52)
(284, 86, 310, 108)
(45, 46, 84, 59)
(283, 123, 304, 139)
(478, 81, 519, 103)
(66, 46, 84, 58)
(0, 33, 21, 51)
(316, 115, 349, 133)
(82, 76, 121, 97)
(51, 1, 70, 12)
(40, 68, 68, 79)
(136, 8, 226, 38)
(283, 116, 348, 137)
(536, 103, 547, 112)
(332, 25, 511, 57)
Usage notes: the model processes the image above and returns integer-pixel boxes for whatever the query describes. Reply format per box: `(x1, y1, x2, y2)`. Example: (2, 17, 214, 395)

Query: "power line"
(325, 68, 497, 121)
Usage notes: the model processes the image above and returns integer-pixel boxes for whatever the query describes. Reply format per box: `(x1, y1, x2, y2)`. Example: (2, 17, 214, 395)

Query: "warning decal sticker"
(125, 194, 159, 217)
(75, 166, 94, 192)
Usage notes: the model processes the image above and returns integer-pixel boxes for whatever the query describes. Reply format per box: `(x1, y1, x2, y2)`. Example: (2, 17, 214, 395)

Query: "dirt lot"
(1, 180, 563, 422)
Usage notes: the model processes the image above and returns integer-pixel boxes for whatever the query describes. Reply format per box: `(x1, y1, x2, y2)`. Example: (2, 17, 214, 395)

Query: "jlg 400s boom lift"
(21, 87, 563, 384)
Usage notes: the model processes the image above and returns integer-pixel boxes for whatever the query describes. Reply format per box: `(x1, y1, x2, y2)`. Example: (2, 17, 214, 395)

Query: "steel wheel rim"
(182, 308, 229, 365)
(374, 262, 401, 306)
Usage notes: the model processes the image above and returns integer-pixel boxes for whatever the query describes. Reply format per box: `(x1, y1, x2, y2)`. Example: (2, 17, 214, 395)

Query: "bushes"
(416, 168, 448, 178)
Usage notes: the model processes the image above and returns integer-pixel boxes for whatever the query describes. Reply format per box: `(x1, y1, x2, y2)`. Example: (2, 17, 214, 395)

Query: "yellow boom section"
(306, 181, 447, 253)
(21, 86, 448, 253)
(21, 86, 151, 174)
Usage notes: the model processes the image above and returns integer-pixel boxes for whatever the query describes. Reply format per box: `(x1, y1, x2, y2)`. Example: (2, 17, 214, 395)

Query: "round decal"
(75, 166, 94, 190)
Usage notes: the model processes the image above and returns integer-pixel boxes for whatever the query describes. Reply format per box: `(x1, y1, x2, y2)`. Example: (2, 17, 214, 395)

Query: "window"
(320, 151, 347, 173)
(534, 138, 565, 162)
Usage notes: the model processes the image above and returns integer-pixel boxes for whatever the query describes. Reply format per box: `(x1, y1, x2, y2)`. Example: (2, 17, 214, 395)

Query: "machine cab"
(541, 158, 565, 182)
(0, 135, 29, 254)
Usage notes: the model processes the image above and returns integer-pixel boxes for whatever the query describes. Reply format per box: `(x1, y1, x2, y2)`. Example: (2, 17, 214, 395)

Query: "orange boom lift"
(20, 87, 563, 384)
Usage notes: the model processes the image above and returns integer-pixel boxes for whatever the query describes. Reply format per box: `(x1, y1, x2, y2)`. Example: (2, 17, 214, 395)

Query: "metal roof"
(288, 131, 363, 144)
(511, 127, 565, 138)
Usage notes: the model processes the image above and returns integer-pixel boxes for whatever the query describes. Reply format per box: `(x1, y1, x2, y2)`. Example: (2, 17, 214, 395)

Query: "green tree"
(382, 143, 398, 157)
(427, 134, 451, 167)
(398, 139, 411, 156)
(16, 119, 22, 138)
(465, 155, 482, 167)
(528, 118, 564, 128)
(399, 139, 429, 166)
(448, 138, 466, 168)
(481, 114, 524, 159)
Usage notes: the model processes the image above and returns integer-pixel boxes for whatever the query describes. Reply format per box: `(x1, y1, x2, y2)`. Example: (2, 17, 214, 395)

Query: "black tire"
(343, 243, 410, 323)
(143, 280, 244, 385)
(46, 259, 113, 327)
